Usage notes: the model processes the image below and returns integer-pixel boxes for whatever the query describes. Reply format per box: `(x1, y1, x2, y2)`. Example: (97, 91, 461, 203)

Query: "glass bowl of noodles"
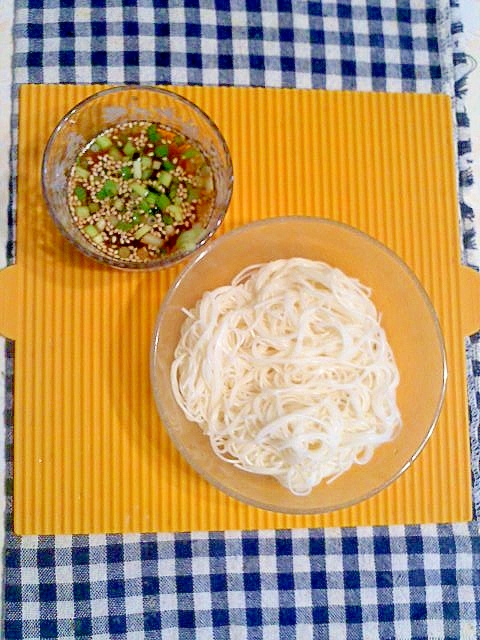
(150, 216, 446, 514)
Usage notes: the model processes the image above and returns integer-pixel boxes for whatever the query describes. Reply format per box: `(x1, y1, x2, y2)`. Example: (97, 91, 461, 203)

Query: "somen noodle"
(170, 257, 401, 495)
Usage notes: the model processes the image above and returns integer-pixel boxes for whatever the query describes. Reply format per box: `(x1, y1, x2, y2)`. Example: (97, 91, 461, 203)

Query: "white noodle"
(170, 257, 401, 496)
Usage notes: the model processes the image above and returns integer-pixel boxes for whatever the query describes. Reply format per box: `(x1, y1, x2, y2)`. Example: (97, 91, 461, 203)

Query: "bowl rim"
(150, 216, 448, 514)
(41, 84, 234, 271)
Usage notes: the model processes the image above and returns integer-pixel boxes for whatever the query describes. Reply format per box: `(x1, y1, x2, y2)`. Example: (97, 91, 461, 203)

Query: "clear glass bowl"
(150, 217, 447, 514)
(42, 86, 233, 270)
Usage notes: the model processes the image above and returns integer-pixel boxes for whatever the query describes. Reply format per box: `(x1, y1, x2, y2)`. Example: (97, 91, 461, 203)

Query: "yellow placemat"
(2, 84, 478, 534)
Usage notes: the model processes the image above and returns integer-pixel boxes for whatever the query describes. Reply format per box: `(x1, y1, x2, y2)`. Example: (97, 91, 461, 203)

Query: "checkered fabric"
(4, 0, 480, 638)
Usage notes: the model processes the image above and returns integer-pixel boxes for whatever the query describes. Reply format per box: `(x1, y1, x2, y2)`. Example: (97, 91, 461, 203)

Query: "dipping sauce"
(67, 120, 215, 263)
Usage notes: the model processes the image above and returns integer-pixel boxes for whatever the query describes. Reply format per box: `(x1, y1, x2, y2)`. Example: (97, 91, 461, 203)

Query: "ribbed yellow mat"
(2, 84, 478, 534)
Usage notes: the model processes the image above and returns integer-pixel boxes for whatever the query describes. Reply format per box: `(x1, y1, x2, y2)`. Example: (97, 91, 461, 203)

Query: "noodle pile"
(171, 257, 401, 495)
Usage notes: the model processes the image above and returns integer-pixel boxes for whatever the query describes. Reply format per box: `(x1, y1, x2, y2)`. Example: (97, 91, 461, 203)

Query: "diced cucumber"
(84, 224, 98, 238)
(134, 224, 152, 240)
(166, 204, 183, 222)
(175, 226, 204, 252)
(76, 206, 90, 219)
(96, 135, 113, 150)
(123, 141, 136, 157)
(130, 182, 149, 198)
(108, 146, 123, 160)
(154, 144, 169, 158)
(75, 166, 90, 180)
(157, 171, 173, 188)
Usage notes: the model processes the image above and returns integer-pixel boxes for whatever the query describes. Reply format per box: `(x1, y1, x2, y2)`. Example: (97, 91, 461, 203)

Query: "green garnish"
(108, 146, 123, 160)
(76, 206, 90, 219)
(104, 179, 118, 196)
(121, 166, 133, 179)
(131, 182, 149, 198)
(166, 204, 183, 222)
(123, 141, 136, 157)
(97, 179, 118, 199)
(131, 211, 145, 223)
(155, 193, 171, 211)
(162, 159, 175, 171)
(175, 226, 203, 251)
(96, 135, 113, 150)
(181, 148, 199, 159)
(147, 124, 159, 142)
(75, 166, 90, 180)
(187, 187, 199, 202)
(157, 171, 173, 188)
(116, 220, 135, 232)
(154, 144, 169, 158)
(118, 246, 131, 259)
(84, 224, 98, 238)
(134, 224, 152, 240)
(145, 192, 158, 207)
(74, 186, 87, 202)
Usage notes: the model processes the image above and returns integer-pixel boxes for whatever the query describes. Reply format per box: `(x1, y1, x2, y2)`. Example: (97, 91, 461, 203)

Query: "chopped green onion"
(181, 148, 199, 159)
(162, 213, 173, 225)
(84, 224, 98, 238)
(108, 146, 123, 160)
(155, 193, 171, 211)
(187, 187, 199, 202)
(154, 144, 169, 158)
(131, 182, 149, 198)
(96, 218, 106, 231)
(162, 159, 175, 171)
(157, 171, 173, 188)
(139, 199, 151, 213)
(121, 166, 133, 179)
(74, 186, 87, 202)
(116, 220, 135, 232)
(145, 192, 157, 206)
(97, 179, 118, 200)
(123, 141, 136, 157)
(104, 179, 118, 196)
(166, 204, 183, 221)
(113, 198, 124, 211)
(92, 232, 105, 244)
(175, 226, 203, 252)
(134, 224, 152, 240)
(75, 166, 90, 180)
(76, 206, 90, 219)
(131, 211, 145, 223)
(96, 187, 108, 200)
(118, 247, 131, 259)
(89, 202, 100, 213)
(147, 124, 159, 143)
(141, 156, 153, 170)
(96, 135, 113, 150)
(141, 232, 165, 247)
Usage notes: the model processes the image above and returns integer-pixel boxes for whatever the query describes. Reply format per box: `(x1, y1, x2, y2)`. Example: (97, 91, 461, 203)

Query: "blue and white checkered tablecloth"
(3, 1, 480, 638)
